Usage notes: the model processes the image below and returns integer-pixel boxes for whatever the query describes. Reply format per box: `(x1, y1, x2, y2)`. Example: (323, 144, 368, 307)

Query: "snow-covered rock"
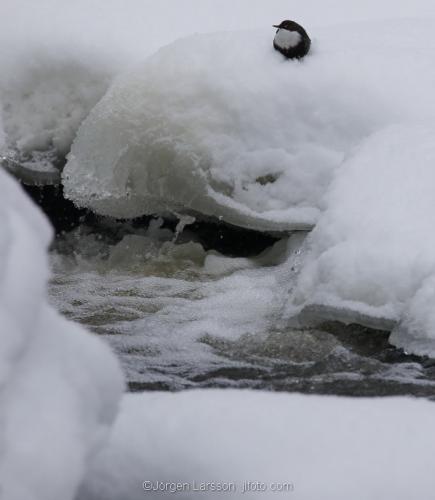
(0, 168, 124, 500)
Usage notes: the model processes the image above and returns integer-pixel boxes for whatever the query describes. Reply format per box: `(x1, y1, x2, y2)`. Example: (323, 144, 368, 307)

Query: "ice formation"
(63, 20, 435, 233)
(63, 26, 393, 231)
(0, 168, 123, 500)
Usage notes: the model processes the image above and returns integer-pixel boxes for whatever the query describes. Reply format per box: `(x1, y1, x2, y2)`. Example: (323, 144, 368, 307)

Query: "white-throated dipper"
(273, 20, 311, 59)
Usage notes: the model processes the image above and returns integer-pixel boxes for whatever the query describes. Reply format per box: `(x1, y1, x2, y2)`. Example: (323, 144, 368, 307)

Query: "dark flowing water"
(49, 223, 435, 398)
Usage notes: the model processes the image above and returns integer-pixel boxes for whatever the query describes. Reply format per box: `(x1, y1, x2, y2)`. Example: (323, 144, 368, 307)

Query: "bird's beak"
(273, 25, 280, 28)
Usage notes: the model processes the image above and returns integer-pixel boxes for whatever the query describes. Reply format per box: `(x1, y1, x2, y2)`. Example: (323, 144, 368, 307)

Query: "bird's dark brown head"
(273, 20, 302, 31)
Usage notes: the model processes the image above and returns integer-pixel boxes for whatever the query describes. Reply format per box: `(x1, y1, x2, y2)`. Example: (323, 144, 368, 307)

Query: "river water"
(48, 220, 435, 398)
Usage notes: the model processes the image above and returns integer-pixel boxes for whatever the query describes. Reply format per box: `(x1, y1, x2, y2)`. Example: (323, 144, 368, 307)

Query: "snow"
(79, 390, 435, 500)
(0, 45, 116, 182)
(62, 25, 393, 230)
(0, 168, 124, 500)
(0, 114, 5, 151)
(60, 17, 435, 355)
(3, 0, 435, 180)
(63, 19, 435, 232)
(2, 174, 435, 500)
(3, 1, 435, 499)
(289, 125, 435, 356)
(60, 15, 435, 356)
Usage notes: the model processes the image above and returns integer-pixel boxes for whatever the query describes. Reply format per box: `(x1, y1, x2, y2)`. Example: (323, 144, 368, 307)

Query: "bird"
(273, 20, 311, 59)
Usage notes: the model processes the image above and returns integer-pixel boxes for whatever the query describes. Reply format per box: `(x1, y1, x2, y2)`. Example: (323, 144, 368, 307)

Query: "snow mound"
(290, 124, 435, 357)
(80, 390, 435, 500)
(0, 45, 116, 184)
(63, 26, 395, 231)
(0, 169, 123, 500)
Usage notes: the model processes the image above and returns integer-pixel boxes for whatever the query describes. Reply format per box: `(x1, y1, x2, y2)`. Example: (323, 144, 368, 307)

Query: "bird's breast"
(273, 29, 302, 50)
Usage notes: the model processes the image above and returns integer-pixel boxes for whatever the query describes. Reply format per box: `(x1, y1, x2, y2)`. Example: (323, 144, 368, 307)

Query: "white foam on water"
(49, 230, 300, 383)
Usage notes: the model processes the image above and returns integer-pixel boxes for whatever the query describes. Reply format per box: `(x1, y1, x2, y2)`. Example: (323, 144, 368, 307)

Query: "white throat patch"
(274, 29, 302, 49)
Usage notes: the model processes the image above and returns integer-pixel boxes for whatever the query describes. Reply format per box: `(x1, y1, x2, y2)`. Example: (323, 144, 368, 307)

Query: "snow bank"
(79, 390, 435, 500)
(3, 0, 435, 188)
(63, 19, 435, 231)
(63, 25, 396, 230)
(289, 125, 435, 356)
(0, 44, 116, 184)
(0, 168, 123, 500)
